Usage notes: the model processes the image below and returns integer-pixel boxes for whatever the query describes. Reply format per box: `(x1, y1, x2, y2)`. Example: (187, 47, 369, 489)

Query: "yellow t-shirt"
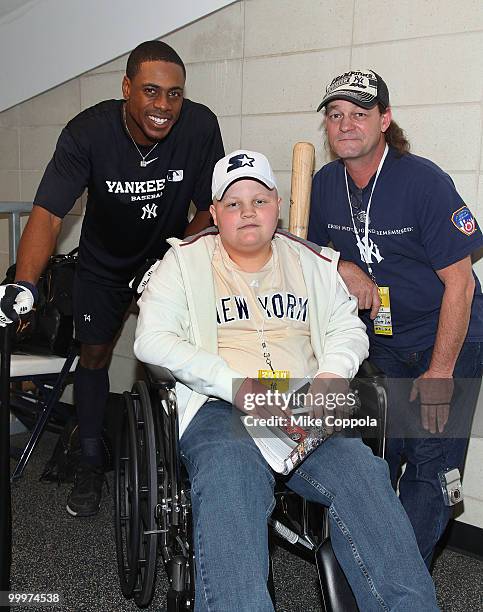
(213, 236, 318, 380)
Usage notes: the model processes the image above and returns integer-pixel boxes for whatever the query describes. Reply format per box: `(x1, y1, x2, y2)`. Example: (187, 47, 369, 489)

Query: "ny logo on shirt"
(358, 235, 384, 264)
(141, 203, 158, 219)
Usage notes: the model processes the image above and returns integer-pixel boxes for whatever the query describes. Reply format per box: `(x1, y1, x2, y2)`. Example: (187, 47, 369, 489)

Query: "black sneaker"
(66, 464, 105, 517)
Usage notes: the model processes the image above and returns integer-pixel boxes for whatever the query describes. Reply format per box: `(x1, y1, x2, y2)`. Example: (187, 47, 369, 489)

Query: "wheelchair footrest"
(169, 555, 187, 592)
(166, 590, 185, 612)
(269, 518, 314, 550)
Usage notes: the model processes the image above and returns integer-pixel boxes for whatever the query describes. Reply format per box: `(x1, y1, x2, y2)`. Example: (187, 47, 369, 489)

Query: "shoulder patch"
(451, 206, 476, 236)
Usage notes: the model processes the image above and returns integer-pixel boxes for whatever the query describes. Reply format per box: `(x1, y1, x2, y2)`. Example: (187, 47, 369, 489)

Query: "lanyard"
(255, 320, 275, 374)
(232, 266, 279, 392)
(229, 248, 278, 373)
(344, 144, 388, 282)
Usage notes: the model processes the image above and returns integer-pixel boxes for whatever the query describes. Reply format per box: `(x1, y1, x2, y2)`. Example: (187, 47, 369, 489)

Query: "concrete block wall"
(0, 0, 482, 526)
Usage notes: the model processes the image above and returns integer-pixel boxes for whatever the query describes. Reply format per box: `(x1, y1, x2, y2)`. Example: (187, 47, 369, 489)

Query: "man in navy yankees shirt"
(308, 68, 483, 567)
(0, 40, 224, 517)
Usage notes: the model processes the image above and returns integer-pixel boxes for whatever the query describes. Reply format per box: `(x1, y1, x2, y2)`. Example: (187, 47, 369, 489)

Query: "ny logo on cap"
(351, 74, 377, 90)
(227, 153, 255, 173)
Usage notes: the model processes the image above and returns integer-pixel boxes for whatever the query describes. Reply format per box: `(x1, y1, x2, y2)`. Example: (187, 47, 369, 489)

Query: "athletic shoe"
(66, 464, 105, 517)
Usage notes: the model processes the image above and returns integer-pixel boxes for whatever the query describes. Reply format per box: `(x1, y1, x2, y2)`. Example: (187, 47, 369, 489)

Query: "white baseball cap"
(212, 150, 277, 200)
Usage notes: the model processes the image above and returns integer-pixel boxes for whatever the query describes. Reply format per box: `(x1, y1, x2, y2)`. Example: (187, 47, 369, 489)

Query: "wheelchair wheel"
(154, 387, 194, 611)
(114, 392, 141, 598)
(132, 381, 159, 608)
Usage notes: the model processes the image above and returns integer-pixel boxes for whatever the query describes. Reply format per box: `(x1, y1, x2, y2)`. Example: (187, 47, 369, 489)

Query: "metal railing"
(0, 202, 33, 265)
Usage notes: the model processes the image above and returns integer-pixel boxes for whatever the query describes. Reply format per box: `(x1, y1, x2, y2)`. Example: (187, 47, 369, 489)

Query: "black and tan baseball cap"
(317, 69, 390, 111)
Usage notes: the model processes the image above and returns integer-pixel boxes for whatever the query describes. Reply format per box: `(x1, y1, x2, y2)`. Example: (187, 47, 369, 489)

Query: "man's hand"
(337, 260, 380, 319)
(409, 370, 454, 434)
(234, 378, 310, 442)
(184, 210, 213, 237)
(0, 283, 36, 326)
(234, 377, 290, 420)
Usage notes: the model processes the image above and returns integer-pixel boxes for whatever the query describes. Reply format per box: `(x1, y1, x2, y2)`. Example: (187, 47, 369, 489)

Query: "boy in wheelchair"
(134, 150, 439, 611)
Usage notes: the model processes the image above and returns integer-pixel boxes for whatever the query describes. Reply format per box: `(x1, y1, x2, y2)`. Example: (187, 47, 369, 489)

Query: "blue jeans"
(369, 341, 482, 568)
(180, 400, 438, 612)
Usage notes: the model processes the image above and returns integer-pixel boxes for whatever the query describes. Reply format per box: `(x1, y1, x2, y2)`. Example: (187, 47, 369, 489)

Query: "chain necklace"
(251, 294, 277, 392)
(122, 103, 159, 167)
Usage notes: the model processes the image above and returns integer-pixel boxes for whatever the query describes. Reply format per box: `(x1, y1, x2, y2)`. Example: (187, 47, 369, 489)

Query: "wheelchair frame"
(115, 369, 194, 609)
(114, 364, 387, 611)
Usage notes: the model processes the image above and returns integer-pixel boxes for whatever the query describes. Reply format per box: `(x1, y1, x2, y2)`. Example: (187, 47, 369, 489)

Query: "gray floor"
(9, 430, 483, 612)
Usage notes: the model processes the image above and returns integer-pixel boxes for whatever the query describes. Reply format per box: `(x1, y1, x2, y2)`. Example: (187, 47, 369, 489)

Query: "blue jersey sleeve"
(34, 125, 90, 218)
(417, 170, 483, 270)
(307, 171, 330, 246)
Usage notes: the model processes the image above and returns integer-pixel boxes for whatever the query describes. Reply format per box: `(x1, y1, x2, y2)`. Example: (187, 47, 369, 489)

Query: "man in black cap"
(308, 68, 483, 567)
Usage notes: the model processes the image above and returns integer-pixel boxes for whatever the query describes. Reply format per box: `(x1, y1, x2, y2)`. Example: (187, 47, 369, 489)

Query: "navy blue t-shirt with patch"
(308, 146, 483, 351)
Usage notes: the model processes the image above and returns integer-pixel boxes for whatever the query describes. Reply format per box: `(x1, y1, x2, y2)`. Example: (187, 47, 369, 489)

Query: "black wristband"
(16, 280, 39, 303)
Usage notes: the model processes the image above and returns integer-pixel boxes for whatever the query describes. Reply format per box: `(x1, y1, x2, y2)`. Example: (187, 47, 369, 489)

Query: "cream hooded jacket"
(134, 229, 369, 438)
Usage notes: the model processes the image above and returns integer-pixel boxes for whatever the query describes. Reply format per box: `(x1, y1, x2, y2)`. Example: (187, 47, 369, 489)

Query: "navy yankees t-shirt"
(308, 146, 483, 351)
(35, 99, 224, 286)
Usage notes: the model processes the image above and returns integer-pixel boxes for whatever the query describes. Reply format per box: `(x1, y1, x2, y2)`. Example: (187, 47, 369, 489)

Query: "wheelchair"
(114, 361, 387, 611)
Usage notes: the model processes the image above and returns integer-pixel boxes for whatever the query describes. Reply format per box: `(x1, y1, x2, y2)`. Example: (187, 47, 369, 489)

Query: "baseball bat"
(289, 142, 315, 239)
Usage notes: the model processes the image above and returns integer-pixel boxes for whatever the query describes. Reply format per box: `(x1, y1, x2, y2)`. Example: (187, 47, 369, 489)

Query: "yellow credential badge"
(258, 369, 290, 392)
(374, 286, 393, 336)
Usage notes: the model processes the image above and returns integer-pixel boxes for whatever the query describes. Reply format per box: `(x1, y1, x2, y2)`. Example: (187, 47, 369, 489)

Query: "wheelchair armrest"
(351, 360, 387, 458)
(355, 359, 385, 381)
(143, 363, 176, 390)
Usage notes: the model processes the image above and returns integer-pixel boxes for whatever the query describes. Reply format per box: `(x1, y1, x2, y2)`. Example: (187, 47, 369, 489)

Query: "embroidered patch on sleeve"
(451, 206, 476, 236)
